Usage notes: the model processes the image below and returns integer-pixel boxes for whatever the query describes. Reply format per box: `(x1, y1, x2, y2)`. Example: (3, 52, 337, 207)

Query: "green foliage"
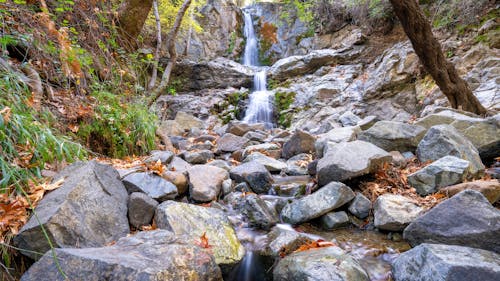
(428, 0, 490, 29)
(345, 0, 391, 20)
(280, 0, 314, 24)
(213, 91, 249, 124)
(147, 0, 206, 35)
(274, 91, 296, 128)
(0, 70, 87, 192)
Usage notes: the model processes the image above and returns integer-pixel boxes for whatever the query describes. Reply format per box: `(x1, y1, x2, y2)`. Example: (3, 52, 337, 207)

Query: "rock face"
(408, 156, 472, 195)
(317, 140, 392, 186)
(273, 246, 369, 281)
(281, 182, 355, 225)
(123, 172, 178, 201)
(187, 165, 228, 202)
(21, 230, 222, 281)
(128, 192, 158, 228)
(392, 243, 500, 281)
(282, 129, 316, 159)
(373, 194, 423, 231)
(416, 124, 485, 176)
(357, 121, 426, 152)
(229, 161, 274, 193)
(216, 133, 249, 153)
(403, 190, 500, 253)
(14, 161, 129, 259)
(155, 201, 245, 265)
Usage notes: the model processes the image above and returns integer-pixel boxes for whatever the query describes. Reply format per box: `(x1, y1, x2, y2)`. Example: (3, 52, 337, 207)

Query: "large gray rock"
(403, 190, 500, 253)
(374, 194, 423, 231)
(392, 243, 500, 281)
(181, 149, 214, 164)
(282, 129, 316, 159)
(348, 193, 372, 219)
(14, 161, 129, 259)
(144, 150, 175, 165)
(261, 225, 314, 258)
(187, 165, 228, 202)
(128, 192, 158, 228)
(338, 111, 361, 127)
(243, 152, 287, 172)
(315, 126, 361, 158)
(416, 124, 485, 176)
(281, 182, 355, 225)
(123, 172, 178, 201)
(168, 156, 192, 173)
(317, 140, 392, 186)
(155, 201, 245, 265)
(174, 111, 205, 131)
(358, 121, 426, 152)
(285, 153, 311, 175)
(242, 143, 281, 159)
(320, 211, 350, 230)
(440, 180, 500, 204)
(21, 230, 222, 281)
(227, 121, 265, 136)
(273, 246, 369, 281)
(216, 133, 249, 153)
(224, 192, 279, 230)
(229, 161, 274, 193)
(408, 156, 472, 196)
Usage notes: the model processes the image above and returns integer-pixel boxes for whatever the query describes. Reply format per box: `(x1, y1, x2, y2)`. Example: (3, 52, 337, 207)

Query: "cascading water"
(241, 10, 274, 129)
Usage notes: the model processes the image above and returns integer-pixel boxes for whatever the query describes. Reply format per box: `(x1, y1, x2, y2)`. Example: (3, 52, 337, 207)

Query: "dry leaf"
(198, 232, 211, 249)
(0, 107, 11, 123)
(293, 239, 336, 254)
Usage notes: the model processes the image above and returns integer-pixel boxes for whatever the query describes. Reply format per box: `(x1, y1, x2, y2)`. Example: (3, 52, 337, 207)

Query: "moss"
(213, 91, 249, 124)
(274, 91, 297, 128)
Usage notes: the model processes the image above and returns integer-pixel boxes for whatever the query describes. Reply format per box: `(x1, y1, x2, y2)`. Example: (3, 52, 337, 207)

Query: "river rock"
(168, 156, 192, 173)
(144, 150, 175, 165)
(392, 243, 500, 281)
(224, 192, 279, 230)
(21, 230, 222, 281)
(123, 172, 178, 201)
(273, 246, 369, 281)
(440, 180, 500, 203)
(242, 143, 282, 159)
(181, 149, 214, 164)
(161, 170, 188, 194)
(285, 153, 311, 175)
(348, 193, 372, 219)
(373, 194, 423, 231)
(155, 201, 245, 265)
(320, 211, 350, 230)
(243, 152, 287, 172)
(187, 165, 228, 202)
(403, 190, 500, 253)
(358, 121, 426, 152)
(216, 133, 249, 153)
(282, 129, 316, 159)
(416, 124, 485, 176)
(243, 130, 267, 142)
(281, 181, 355, 225)
(227, 121, 265, 136)
(315, 126, 361, 158)
(317, 140, 392, 186)
(14, 161, 129, 259)
(128, 192, 158, 228)
(261, 225, 314, 258)
(229, 161, 274, 193)
(408, 156, 472, 196)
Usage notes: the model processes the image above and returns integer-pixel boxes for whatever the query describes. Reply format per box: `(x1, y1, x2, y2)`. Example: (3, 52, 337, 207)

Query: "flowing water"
(241, 10, 274, 128)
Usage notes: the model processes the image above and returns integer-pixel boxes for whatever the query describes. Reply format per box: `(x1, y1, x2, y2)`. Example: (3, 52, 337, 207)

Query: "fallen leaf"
(0, 107, 11, 123)
(198, 232, 211, 249)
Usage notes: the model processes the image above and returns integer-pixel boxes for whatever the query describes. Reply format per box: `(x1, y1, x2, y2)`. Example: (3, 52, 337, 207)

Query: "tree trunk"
(148, 0, 162, 90)
(117, 0, 154, 48)
(148, 0, 193, 106)
(388, 0, 486, 115)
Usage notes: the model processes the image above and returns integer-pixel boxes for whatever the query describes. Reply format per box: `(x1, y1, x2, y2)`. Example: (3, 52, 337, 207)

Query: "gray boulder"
(315, 126, 360, 158)
(339, 111, 361, 126)
(21, 230, 222, 281)
(392, 243, 500, 281)
(281, 182, 355, 225)
(227, 121, 265, 136)
(317, 140, 392, 186)
(174, 111, 205, 131)
(168, 156, 192, 173)
(282, 129, 316, 159)
(181, 149, 214, 164)
(128, 192, 158, 228)
(358, 121, 426, 152)
(14, 161, 129, 259)
(242, 143, 281, 159)
(187, 165, 228, 202)
(285, 153, 311, 175)
(224, 192, 279, 230)
(216, 133, 249, 153)
(403, 190, 500, 253)
(320, 211, 350, 230)
(123, 172, 178, 201)
(348, 193, 372, 219)
(374, 194, 423, 231)
(229, 161, 274, 194)
(261, 225, 314, 258)
(144, 150, 175, 165)
(243, 152, 287, 172)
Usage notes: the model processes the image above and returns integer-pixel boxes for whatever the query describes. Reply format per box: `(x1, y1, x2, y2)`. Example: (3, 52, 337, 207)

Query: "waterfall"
(241, 10, 274, 129)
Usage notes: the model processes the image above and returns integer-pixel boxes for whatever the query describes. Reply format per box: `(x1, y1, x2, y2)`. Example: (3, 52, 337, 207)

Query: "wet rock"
(408, 156, 472, 196)
(144, 150, 175, 165)
(358, 121, 426, 152)
(339, 111, 361, 126)
(187, 165, 228, 202)
(161, 170, 188, 195)
(155, 201, 245, 265)
(440, 180, 500, 204)
(14, 161, 129, 259)
(285, 153, 311, 175)
(416, 124, 485, 176)
(181, 149, 214, 164)
(168, 156, 192, 173)
(315, 126, 361, 158)
(317, 140, 392, 186)
(123, 172, 178, 201)
(21, 230, 222, 281)
(216, 133, 249, 153)
(273, 246, 369, 281)
(229, 161, 274, 194)
(242, 143, 282, 159)
(320, 211, 350, 230)
(282, 129, 316, 159)
(243, 152, 287, 172)
(373, 194, 423, 231)
(281, 181, 355, 225)
(403, 190, 500, 253)
(225, 192, 279, 230)
(261, 225, 314, 258)
(227, 121, 265, 136)
(127, 192, 158, 228)
(348, 193, 371, 219)
(392, 243, 500, 281)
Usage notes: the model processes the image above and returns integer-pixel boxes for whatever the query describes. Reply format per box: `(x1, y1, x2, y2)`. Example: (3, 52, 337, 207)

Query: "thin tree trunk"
(184, 8, 194, 56)
(388, 0, 486, 115)
(148, 0, 162, 90)
(148, 0, 193, 106)
(117, 0, 154, 48)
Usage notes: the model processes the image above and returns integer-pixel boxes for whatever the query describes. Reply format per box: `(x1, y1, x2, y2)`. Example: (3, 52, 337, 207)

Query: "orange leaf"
(0, 107, 11, 123)
(198, 232, 211, 249)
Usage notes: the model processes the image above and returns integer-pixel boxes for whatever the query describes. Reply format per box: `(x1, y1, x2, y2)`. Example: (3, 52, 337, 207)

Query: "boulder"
(338, 111, 361, 127)
(174, 111, 205, 131)
(392, 243, 500, 281)
(187, 165, 228, 202)
(373, 194, 423, 231)
(14, 161, 129, 259)
(261, 225, 314, 258)
(144, 150, 175, 165)
(408, 156, 472, 196)
(320, 211, 350, 230)
(243, 152, 287, 172)
(161, 170, 188, 195)
(243, 130, 267, 142)
(285, 153, 311, 175)
(229, 161, 274, 194)
(208, 159, 232, 171)
(440, 180, 500, 204)
(216, 133, 249, 153)
(403, 190, 500, 253)
(348, 193, 371, 219)
(227, 121, 265, 136)
(281, 182, 355, 225)
(157, 120, 184, 137)
(128, 192, 158, 228)
(224, 192, 279, 230)
(21, 230, 222, 281)
(282, 130, 316, 159)
(155, 201, 245, 265)
(122, 172, 178, 201)
(242, 143, 281, 159)
(168, 156, 192, 173)
(416, 124, 484, 176)
(317, 140, 392, 186)
(315, 126, 360, 158)
(181, 149, 214, 164)
(273, 246, 369, 281)
(358, 121, 426, 152)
